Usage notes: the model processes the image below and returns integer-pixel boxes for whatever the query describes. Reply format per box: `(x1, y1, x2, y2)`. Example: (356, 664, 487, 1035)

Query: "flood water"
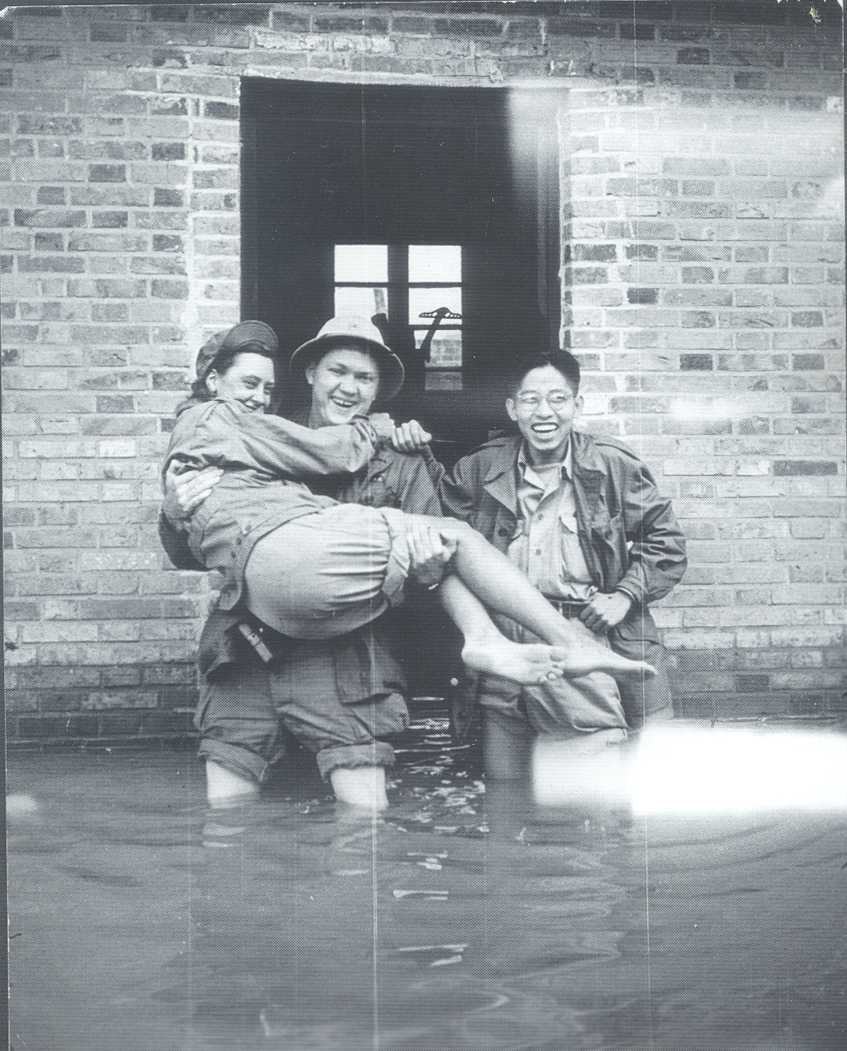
(8, 717, 847, 1050)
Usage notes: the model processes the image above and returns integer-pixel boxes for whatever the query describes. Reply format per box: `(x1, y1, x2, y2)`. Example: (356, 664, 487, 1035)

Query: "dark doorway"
(242, 79, 561, 449)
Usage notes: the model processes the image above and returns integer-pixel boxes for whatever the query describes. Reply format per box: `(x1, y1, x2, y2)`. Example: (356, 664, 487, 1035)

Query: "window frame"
(332, 242, 465, 372)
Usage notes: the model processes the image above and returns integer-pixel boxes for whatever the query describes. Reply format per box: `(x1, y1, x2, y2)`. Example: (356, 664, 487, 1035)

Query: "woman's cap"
(289, 315, 405, 401)
(195, 320, 279, 380)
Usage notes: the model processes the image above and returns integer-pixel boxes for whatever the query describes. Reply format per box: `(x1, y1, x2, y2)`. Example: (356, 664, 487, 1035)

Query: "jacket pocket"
(333, 630, 406, 705)
(590, 508, 622, 541)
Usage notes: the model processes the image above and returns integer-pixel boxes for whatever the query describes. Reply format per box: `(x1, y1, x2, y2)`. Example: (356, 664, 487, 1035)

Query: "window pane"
(409, 245, 461, 283)
(408, 287, 462, 326)
(334, 286, 388, 317)
(334, 244, 387, 283)
(425, 370, 463, 392)
(413, 328, 462, 368)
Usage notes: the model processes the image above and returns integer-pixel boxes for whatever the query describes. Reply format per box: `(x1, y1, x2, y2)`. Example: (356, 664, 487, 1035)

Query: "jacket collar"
(482, 431, 607, 517)
(570, 431, 607, 523)
(570, 430, 607, 475)
(481, 436, 520, 514)
(516, 437, 573, 483)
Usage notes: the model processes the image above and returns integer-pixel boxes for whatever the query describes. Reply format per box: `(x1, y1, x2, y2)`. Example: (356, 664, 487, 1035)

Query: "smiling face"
(506, 364, 582, 465)
(305, 345, 381, 427)
(205, 351, 276, 413)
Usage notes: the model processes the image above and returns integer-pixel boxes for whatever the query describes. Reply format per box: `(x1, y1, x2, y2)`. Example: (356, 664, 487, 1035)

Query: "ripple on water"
(7, 734, 847, 1050)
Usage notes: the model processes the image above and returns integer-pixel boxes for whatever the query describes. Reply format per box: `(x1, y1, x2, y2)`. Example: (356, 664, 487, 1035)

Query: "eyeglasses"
(514, 391, 574, 411)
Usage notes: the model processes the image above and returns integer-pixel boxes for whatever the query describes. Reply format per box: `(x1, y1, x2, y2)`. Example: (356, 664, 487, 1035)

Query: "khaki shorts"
(195, 655, 407, 784)
(244, 504, 414, 640)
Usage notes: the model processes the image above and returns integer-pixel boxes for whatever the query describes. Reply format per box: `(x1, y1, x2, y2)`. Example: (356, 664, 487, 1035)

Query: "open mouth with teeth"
(531, 423, 560, 436)
(328, 398, 360, 417)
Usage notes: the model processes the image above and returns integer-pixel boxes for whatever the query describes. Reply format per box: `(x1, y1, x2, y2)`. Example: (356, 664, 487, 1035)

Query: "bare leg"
(433, 520, 655, 681)
(482, 713, 532, 781)
(244, 508, 651, 683)
(206, 759, 259, 807)
(330, 766, 388, 810)
(439, 575, 569, 685)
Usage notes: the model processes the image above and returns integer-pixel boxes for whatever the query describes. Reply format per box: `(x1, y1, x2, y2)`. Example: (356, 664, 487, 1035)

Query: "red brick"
(159, 685, 197, 709)
(90, 23, 128, 43)
(141, 710, 193, 735)
(141, 662, 194, 685)
(101, 666, 142, 687)
(203, 101, 238, 120)
(16, 716, 77, 739)
(99, 711, 144, 735)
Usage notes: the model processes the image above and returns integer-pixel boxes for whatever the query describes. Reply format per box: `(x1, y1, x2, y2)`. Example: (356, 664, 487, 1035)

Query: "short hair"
(190, 343, 277, 402)
(506, 349, 581, 397)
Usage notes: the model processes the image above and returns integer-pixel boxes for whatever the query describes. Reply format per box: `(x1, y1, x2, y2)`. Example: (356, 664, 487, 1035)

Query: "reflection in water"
(8, 722, 847, 1050)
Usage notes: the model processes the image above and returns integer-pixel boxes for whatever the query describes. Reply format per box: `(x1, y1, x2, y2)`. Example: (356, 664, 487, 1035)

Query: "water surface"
(8, 721, 847, 1049)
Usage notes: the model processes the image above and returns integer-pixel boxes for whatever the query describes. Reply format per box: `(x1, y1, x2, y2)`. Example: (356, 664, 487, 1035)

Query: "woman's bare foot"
(461, 637, 566, 685)
(549, 643, 656, 681)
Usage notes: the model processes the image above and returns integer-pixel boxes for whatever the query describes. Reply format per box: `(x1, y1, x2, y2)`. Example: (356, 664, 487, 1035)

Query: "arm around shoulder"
(216, 401, 380, 478)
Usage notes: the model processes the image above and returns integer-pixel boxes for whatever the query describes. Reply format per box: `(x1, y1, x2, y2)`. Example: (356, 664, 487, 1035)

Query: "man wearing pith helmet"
(159, 316, 444, 809)
(290, 314, 406, 404)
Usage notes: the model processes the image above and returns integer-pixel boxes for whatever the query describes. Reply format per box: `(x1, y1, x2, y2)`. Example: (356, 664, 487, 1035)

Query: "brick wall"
(2, 1, 845, 745)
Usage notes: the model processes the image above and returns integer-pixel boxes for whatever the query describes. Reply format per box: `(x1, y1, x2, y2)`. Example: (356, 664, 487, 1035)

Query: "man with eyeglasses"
(440, 350, 687, 777)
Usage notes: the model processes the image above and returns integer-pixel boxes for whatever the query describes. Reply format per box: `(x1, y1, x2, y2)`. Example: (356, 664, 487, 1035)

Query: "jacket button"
(497, 527, 509, 537)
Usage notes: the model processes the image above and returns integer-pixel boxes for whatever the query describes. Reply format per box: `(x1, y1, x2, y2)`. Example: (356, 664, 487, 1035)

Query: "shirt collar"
(517, 438, 572, 481)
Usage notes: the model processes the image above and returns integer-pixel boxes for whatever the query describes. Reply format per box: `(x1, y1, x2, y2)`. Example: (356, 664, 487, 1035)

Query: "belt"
(544, 597, 588, 619)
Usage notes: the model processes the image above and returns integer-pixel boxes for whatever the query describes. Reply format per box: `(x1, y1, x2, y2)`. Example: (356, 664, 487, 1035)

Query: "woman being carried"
(163, 318, 656, 691)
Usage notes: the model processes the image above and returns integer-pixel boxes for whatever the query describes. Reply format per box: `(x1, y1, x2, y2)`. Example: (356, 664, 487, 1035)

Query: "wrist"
(408, 570, 444, 592)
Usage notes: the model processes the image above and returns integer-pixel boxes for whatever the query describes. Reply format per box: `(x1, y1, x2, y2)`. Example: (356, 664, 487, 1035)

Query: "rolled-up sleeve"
(217, 402, 379, 477)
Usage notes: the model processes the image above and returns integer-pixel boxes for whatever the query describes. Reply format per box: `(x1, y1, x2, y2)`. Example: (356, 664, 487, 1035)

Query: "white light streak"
(532, 726, 847, 815)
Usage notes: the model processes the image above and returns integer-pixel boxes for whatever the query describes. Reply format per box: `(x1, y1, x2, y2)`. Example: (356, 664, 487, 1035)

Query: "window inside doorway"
(243, 79, 562, 420)
(333, 244, 463, 386)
